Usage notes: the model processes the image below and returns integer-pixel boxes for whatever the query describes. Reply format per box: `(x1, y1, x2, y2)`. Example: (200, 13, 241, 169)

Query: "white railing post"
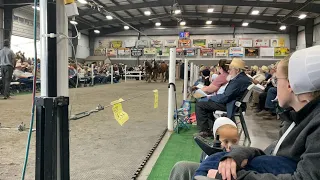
(91, 64, 94, 86)
(183, 58, 188, 100)
(124, 65, 127, 82)
(139, 71, 142, 81)
(111, 65, 114, 84)
(168, 48, 176, 131)
(190, 62, 194, 87)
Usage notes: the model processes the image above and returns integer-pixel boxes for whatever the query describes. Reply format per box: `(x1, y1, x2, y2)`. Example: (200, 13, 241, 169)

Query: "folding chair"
(213, 84, 255, 145)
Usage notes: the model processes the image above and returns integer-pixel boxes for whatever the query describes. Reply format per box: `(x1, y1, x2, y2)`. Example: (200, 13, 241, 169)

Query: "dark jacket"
(220, 97, 320, 180)
(210, 72, 252, 118)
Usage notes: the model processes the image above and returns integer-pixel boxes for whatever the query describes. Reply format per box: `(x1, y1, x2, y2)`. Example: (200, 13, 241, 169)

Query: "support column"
(137, 32, 141, 65)
(305, 18, 314, 48)
(71, 26, 78, 59)
(89, 30, 95, 56)
(0, 8, 3, 49)
(289, 26, 298, 52)
(3, 6, 13, 47)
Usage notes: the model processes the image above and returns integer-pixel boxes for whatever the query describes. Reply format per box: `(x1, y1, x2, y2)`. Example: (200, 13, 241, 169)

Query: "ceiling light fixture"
(155, 22, 161, 26)
(106, 15, 113, 20)
(206, 20, 212, 25)
(251, 10, 259, 15)
(94, 29, 100, 34)
(180, 21, 186, 26)
(124, 26, 130, 30)
(70, 20, 78, 25)
(207, 8, 214, 13)
(174, 9, 181, 14)
(242, 22, 249, 26)
(298, 14, 307, 19)
(32, 6, 40, 11)
(77, 0, 88, 4)
(280, 25, 286, 30)
(144, 11, 151, 16)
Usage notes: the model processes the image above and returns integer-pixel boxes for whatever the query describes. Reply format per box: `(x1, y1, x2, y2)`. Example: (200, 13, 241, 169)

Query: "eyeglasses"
(273, 77, 287, 85)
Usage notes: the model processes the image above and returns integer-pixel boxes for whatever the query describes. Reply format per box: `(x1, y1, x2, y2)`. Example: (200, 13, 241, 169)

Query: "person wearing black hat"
(0, 40, 16, 99)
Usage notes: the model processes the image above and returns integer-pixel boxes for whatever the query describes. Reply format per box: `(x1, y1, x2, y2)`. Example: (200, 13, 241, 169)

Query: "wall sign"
(270, 39, 279, 47)
(151, 40, 163, 48)
(131, 48, 143, 57)
(136, 40, 149, 48)
(144, 48, 156, 55)
(110, 41, 122, 49)
(279, 37, 285, 47)
(260, 47, 275, 56)
(200, 48, 213, 56)
(223, 39, 237, 47)
(157, 47, 170, 56)
(274, 47, 290, 57)
(107, 48, 116, 57)
(208, 39, 222, 48)
(185, 48, 196, 56)
(123, 40, 136, 48)
(253, 39, 269, 47)
(245, 48, 259, 57)
(165, 40, 177, 47)
(118, 48, 131, 56)
(193, 39, 206, 48)
(229, 47, 244, 57)
(178, 39, 191, 48)
(215, 49, 228, 57)
(179, 32, 190, 39)
(239, 39, 253, 47)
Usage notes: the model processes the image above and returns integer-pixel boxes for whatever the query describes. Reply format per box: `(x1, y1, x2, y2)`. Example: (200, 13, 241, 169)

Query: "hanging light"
(94, 30, 100, 34)
(70, 20, 78, 25)
(174, 9, 181, 14)
(298, 14, 307, 19)
(206, 21, 212, 25)
(106, 15, 113, 20)
(124, 26, 130, 30)
(242, 22, 249, 26)
(251, 10, 259, 15)
(155, 22, 161, 26)
(180, 21, 186, 26)
(207, 8, 214, 13)
(280, 25, 286, 30)
(144, 11, 151, 16)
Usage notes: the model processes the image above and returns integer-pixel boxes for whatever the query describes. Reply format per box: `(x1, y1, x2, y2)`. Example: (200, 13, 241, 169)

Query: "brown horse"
(144, 60, 153, 83)
(151, 60, 160, 82)
(159, 61, 168, 82)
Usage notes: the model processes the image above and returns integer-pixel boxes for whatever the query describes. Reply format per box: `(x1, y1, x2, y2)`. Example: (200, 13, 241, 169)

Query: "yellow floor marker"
(111, 98, 129, 126)
(153, 90, 158, 109)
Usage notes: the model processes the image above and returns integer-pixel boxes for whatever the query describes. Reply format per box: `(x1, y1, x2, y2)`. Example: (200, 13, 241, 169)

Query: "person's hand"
(207, 169, 218, 178)
(218, 158, 237, 180)
(218, 158, 248, 180)
(191, 86, 198, 91)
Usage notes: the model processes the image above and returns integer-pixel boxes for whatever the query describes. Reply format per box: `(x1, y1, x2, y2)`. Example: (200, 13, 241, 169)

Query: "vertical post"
(111, 65, 114, 84)
(40, 0, 48, 96)
(183, 58, 188, 100)
(139, 71, 142, 81)
(3, 6, 13, 49)
(168, 48, 176, 131)
(190, 62, 194, 87)
(124, 65, 127, 82)
(91, 64, 94, 86)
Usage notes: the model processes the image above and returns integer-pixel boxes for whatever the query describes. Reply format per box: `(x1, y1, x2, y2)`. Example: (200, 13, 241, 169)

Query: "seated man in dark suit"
(196, 58, 252, 137)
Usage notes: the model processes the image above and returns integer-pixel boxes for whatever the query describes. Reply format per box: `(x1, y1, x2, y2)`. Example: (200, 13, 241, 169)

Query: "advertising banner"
(107, 48, 116, 57)
(229, 47, 244, 57)
(193, 39, 206, 48)
(123, 40, 136, 47)
(200, 48, 213, 56)
(144, 48, 157, 55)
(208, 39, 222, 48)
(117, 48, 131, 56)
(176, 48, 183, 55)
(131, 48, 143, 57)
(274, 47, 290, 57)
(110, 41, 122, 49)
(185, 48, 196, 56)
(179, 32, 190, 39)
(215, 49, 228, 57)
(223, 39, 237, 47)
(253, 39, 269, 47)
(178, 39, 191, 48)
(151, 40, 163, 48)
(270, 39, 279, 47)
(164, 40, 177, 47)
(260, 47, 275, 56)
(136, 40, 149, 48)
(279, 38, 285, 47)
(157, 47, 170, 56)
(245, 48, 259, 57)
(239, 39, 253, 47)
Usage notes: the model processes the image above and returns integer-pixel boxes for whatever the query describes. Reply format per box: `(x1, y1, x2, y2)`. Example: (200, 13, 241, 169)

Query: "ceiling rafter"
(77, 0, 320, 16)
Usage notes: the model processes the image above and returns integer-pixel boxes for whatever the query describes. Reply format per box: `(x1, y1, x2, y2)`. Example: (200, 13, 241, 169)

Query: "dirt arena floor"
(0, 80, 183, 180)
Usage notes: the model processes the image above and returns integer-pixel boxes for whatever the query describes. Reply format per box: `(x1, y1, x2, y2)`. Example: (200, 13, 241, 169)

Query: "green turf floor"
(147, 102, 201, 180)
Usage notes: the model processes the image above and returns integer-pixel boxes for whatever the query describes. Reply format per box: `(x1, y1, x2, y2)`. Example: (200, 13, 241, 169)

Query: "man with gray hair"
(0, 40, 16, 99)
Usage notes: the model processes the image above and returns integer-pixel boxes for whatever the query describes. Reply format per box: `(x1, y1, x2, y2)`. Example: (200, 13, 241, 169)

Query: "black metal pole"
(47, 0, 57, 97)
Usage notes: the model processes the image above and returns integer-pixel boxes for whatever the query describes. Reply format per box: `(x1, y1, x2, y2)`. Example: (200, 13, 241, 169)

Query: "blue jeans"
(194, 152, 297, 177)
(265, 87, 277, 113)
